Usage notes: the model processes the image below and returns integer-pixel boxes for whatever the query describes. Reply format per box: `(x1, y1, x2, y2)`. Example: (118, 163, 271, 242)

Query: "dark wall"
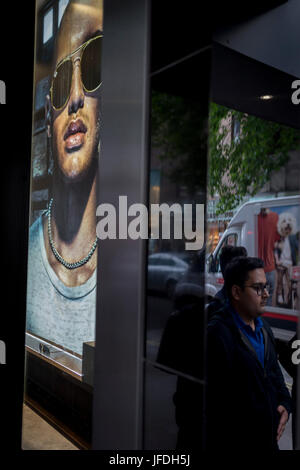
(215, 0, 299, 78)
(0, 1, 35, 454)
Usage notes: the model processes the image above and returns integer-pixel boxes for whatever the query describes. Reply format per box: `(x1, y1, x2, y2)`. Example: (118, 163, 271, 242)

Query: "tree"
(152, 94, 300, 213)
(209, 102, 300, 214)
(151, 91, 208, 199)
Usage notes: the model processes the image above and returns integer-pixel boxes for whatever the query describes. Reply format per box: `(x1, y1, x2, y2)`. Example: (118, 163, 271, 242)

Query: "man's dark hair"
(219, 245, 248, 276)
(224, 256, 264, 297)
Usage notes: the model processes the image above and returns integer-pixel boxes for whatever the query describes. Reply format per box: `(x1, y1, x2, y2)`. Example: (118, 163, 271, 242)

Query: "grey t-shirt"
(26, 215, 96, 356)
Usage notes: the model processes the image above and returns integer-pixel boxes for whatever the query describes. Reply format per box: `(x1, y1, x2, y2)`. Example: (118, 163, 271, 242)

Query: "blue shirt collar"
(228, 302, 263, 333)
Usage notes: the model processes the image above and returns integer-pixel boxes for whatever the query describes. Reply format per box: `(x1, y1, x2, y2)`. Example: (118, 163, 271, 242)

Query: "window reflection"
(43, 9, 53, 44)
(145, 71, 208, 449)
(206, 94, 300, 449)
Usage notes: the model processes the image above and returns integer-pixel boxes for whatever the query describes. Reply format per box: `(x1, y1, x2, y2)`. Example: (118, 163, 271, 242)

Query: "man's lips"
(64, 119, 87, 140)
(64, 119, 87, 151)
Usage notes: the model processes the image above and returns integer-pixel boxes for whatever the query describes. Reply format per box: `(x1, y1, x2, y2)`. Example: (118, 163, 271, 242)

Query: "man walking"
(206, 256, 292, 450)
(206, 245, 247, 320)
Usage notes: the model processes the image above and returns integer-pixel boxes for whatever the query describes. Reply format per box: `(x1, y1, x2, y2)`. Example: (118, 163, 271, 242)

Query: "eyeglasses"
(244, 283, 270, 296)
(50, 34, 102, 110)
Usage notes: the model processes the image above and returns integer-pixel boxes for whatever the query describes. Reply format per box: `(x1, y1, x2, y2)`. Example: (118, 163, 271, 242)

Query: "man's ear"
(45, 94, 51, 138)
(231, 284, 241, 301)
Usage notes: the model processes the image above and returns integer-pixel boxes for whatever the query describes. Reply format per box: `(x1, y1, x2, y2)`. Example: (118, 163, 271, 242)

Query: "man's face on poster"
(49, 1, 103, 182)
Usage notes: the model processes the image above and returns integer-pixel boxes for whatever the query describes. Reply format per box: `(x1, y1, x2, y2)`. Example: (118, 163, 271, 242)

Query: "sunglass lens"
(81, 36, 102, 91)
(51, 60, 73, 109)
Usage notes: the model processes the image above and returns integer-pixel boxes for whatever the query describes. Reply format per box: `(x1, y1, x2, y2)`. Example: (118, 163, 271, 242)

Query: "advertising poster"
(26, 0, 102, 359)
(258, 204, 300, 310)
(21, 0, 103, 449)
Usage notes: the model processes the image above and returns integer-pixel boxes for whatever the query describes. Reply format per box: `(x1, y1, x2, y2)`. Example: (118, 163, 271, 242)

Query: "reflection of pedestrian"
(206, 245, 247, 320)
(26, 0, 103, 355)
(276, 334, 297, 449)
(258, 208, 280, 306)
(156, 301, 205, 450)
(206, 257, 292, 450)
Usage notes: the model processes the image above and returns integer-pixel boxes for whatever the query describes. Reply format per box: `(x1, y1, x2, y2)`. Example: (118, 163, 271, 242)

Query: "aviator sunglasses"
(50, 34, 102, 110)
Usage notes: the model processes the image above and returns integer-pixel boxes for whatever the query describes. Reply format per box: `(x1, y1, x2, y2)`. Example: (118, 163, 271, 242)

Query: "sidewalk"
(22, 404, 79, 450)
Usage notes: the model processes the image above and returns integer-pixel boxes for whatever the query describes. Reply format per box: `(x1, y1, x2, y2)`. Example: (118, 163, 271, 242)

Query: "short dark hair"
(219, 245, 248, 276)
(224, 256, 264, 297)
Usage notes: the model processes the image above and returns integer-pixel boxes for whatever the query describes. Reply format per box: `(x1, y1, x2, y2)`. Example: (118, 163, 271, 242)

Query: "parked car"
(147, 252, 190, 297)
(173, 247, 206, 308)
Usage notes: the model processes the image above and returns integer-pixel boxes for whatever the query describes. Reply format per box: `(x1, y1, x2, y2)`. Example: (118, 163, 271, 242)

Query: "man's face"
(50, 2, 103, 182)
(233, 268, 269, 319)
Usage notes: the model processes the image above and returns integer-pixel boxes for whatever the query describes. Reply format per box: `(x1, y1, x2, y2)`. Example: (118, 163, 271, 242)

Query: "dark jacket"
(277, 333, 297, 448)
(206, 286, 227, 322)
(156, 303, 205, 450)
(206, 303, 292, 451)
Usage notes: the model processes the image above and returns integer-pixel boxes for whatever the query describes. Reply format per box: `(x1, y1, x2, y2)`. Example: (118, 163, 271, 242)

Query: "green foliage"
(151, 94, 300, 213)
(151, 91, 208, 198)
(209, 103, 300, 214)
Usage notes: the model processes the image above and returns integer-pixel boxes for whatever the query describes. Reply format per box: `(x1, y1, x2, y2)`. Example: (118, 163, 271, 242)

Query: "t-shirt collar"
(228, 303, 263, 332)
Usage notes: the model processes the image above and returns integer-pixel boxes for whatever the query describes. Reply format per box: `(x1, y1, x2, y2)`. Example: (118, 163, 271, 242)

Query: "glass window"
(206, 43, 300, 450)
(144, 40, 210, 450)
(148, 255, 158, 266)
(58, 0, 69, 26)
(227, 233, 237, 246)
(159, 257, 174, 266)
(213, 233, 238, 273)
(43, 8, 53, 44)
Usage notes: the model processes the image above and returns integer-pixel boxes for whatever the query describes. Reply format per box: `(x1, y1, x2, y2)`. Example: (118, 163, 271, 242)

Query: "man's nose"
(263, 287, 270, 298)
(68, 60, 84, 115)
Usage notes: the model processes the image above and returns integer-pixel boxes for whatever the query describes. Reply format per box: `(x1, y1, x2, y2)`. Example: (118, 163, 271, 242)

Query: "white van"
(206, 195, 300, 334)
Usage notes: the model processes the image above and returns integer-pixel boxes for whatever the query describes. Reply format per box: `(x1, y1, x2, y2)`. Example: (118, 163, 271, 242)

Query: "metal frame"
(92, 0, 150, 450)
